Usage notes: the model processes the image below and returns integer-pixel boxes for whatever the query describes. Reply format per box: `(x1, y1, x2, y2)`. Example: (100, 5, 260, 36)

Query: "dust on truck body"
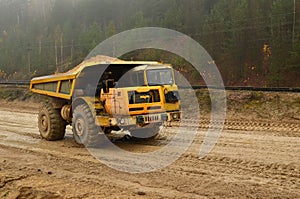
(30, 57, 181, 145)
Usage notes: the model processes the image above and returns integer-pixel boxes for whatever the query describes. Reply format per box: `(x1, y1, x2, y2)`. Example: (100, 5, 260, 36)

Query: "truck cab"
(98, 64, 181, 137)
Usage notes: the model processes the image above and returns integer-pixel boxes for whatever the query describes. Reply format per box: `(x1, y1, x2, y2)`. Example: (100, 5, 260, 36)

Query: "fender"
(72, 97, 103, 118)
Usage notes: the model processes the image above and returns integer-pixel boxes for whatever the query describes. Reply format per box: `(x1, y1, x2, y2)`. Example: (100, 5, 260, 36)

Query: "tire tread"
(38, 103, 66, 141)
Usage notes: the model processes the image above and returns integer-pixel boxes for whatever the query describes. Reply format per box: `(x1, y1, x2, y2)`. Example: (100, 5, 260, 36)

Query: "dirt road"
(0, 107, 299, 198)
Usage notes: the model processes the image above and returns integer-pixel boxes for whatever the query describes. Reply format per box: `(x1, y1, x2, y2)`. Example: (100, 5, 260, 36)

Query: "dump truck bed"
(30, 56, 161, 100)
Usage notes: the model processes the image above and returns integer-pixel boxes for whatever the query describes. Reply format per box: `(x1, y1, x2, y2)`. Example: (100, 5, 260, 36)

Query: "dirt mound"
(16, 187, 62, 199)
(193, 89, 300, 122)
(66, 55, 122, 74)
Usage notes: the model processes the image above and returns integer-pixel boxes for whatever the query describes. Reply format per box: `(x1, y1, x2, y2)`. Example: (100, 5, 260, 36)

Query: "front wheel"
(72, 104, 101, 147)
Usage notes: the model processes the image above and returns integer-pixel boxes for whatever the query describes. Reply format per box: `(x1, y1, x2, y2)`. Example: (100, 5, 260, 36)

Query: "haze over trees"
(0, 0, 299, 86)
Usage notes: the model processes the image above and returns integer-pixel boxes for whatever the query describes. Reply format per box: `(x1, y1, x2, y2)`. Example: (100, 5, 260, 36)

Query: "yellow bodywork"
(30, 55, 162, 100)
(97, 85, 180, 127)
(30, 74, 77, 100)
(30, 55, 181, 129)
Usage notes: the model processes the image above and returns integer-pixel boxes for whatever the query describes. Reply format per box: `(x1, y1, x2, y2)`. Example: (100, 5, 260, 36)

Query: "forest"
(0, 0, 299, 87)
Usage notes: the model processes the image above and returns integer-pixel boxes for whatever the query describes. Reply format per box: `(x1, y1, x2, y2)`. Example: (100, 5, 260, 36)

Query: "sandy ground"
(0, 105, 299, 198)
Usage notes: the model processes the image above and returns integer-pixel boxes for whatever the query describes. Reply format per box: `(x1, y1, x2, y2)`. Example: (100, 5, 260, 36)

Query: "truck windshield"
(146, 69, 174, 86)
(116, 70, 145, 87)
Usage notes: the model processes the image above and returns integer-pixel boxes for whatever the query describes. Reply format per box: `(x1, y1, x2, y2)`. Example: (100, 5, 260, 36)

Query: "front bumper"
(96, 111, 181, 127)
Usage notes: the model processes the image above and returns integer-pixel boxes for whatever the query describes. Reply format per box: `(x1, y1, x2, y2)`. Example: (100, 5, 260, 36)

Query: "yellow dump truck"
(30, 56, 181, 145)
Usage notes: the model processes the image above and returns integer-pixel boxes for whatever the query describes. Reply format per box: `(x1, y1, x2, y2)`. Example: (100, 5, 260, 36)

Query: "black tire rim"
(40, 114, 49, 132)
(75, 116, 86, 137)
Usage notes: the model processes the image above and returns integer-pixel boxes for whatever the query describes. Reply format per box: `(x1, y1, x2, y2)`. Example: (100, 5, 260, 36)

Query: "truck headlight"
(171, 113, 180, 120)
(119, 118, 125, 125)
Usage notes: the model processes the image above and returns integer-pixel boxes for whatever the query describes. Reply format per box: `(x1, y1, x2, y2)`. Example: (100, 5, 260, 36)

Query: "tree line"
(0, 0, 299, 86)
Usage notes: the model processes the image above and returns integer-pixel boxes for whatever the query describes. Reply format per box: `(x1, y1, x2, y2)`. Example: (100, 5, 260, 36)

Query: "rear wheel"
(72, 104, 101, 147)
(38, 103, 66, 141)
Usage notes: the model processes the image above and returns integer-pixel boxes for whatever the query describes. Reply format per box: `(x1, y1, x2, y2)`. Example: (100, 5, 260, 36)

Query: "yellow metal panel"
(60, 80, 73, 94)
(30, 74, 76, 84)
(95, 116, 111, 127)
(30, 89, 72, 100)
(56, 81, 62, 93)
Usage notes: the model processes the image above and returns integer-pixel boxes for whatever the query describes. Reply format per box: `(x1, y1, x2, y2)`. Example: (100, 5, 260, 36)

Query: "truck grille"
(128, 90, 160, 104)
(144, 115, 160, 123)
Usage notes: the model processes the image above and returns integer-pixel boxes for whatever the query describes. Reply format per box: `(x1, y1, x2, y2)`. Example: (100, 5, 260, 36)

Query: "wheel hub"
(75, 118, 86, 137)
(41, 115, 48, 131)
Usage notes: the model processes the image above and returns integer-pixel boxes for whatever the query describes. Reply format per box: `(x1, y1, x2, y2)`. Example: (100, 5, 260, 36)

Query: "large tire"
(72, 104, 101, 147)
(38, 103, 66, 141)
(130, 125, 161, 139)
